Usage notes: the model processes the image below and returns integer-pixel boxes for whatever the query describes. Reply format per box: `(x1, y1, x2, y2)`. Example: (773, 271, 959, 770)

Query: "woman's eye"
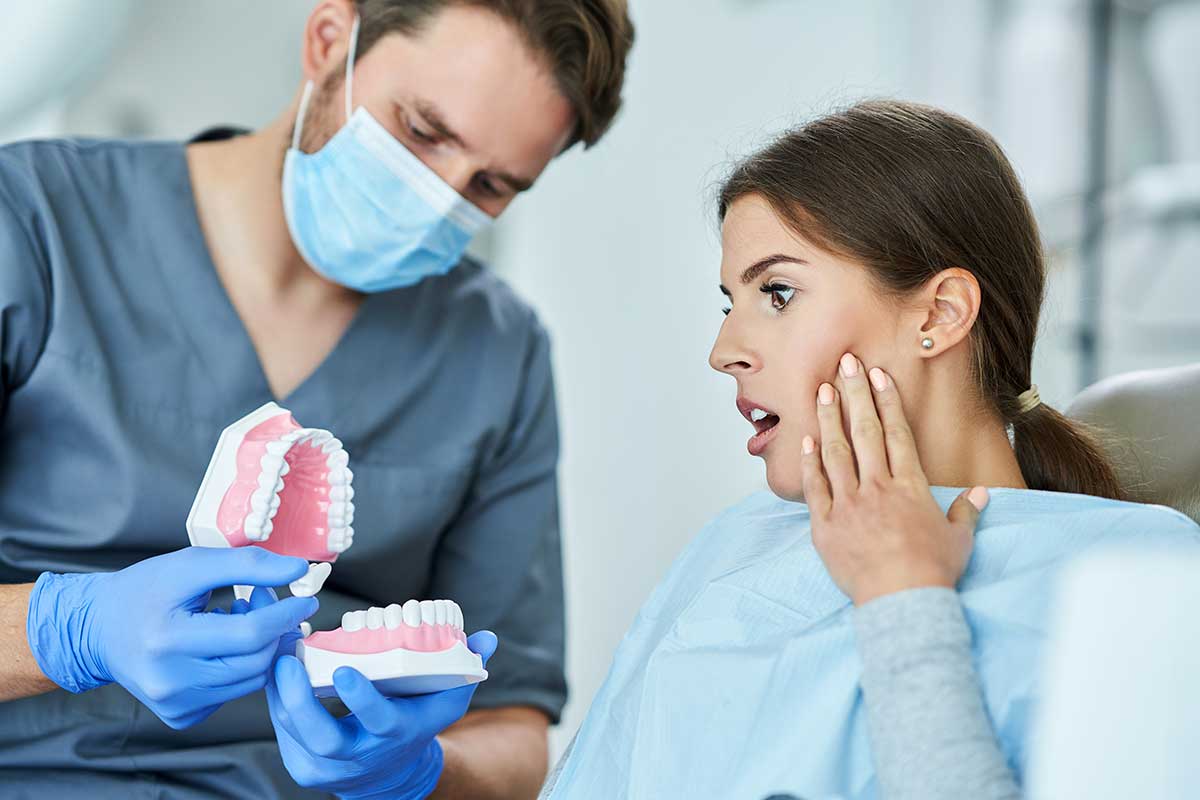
(721, 307, 731, 317)
(760, 283, 796, 311)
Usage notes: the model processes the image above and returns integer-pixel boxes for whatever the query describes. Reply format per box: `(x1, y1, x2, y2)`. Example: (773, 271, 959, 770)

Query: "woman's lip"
(748, 419, 781, 456)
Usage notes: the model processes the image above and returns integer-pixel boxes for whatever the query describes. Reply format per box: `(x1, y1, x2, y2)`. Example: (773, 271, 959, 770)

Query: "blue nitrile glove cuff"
(26, 572, 113, 694)
(339, 739, 445, 800)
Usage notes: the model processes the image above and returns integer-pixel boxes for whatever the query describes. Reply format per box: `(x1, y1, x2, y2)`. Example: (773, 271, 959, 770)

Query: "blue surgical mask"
(281, 16, 491, 293)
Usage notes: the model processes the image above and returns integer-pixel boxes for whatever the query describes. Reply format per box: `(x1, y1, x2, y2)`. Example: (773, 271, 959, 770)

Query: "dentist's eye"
(474, 175, 503, 198)
(760, 283, 797, 311)
(409, 124, 438, 144)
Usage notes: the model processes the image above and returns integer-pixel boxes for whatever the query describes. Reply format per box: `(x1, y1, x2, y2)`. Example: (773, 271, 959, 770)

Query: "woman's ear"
(912, 268, 982, 357)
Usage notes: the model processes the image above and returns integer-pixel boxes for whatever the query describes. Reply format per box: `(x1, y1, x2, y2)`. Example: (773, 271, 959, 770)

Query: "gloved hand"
(26, 546, 317, 729)
(258, 585, 498, 800)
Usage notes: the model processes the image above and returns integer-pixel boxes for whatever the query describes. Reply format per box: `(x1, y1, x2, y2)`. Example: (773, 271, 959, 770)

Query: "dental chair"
(1066, 362, 1200, 523)
(1028, 362, 1200, 800)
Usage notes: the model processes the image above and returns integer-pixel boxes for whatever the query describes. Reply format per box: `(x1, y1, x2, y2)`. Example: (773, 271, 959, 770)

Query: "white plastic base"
(297, 639, 488, 698)
(186, 401, 288, 550)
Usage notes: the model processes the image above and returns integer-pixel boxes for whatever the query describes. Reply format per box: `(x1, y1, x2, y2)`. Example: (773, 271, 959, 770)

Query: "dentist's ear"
(912, 268, 982, 357)
(301, 0, 358, 83)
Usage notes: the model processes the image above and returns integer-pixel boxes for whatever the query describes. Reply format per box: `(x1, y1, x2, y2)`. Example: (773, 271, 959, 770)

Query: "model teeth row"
(242, 428, 355, 553)
(341, 599, 464, 632)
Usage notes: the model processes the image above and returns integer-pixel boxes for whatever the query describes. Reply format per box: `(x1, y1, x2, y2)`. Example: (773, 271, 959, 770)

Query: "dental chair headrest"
(1067, 363, 1200, 524)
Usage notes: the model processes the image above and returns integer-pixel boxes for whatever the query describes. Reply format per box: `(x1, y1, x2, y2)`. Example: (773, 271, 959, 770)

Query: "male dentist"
(0, 1, 633, 797)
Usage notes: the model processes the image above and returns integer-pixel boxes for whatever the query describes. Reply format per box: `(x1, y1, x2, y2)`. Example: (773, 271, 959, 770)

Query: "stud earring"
(921, 337, 934, 350)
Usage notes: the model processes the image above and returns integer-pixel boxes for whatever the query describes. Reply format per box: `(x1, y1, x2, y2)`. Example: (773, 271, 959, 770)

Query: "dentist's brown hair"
(718, 99, 1126, 500)
(352, 0, 634, 149)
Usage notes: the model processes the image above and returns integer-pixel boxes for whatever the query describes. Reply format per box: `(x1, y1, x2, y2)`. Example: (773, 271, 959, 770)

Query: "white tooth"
(329, 485, 354, 502)
(274, 477, 285, 493)
(365, 606, 384, 629)
(419, 600, 437, 625)
(309, 430, 332, 446)
(266, 440, 290, 457)
(257, 470, 277, 491)
(403, 599, 421, 626)
(384, 604, 404, 629)
(750, 409, 768, 422)
(342, 610, 364, 632)
(282, 430, 303, 443)
(321, 438, 343, 453)
(290, 562, 331, 597)
(250, 492, 269, 513)
(300, 621, 312, 638)
(260, 519, 273, 538)
(326, 450, 349, 469)
(434, 600, 448, 625)
(270, 493, 281, 511)
(345, 501, 356, 519)
(259, 455, 281, 476)
(243, 517, 264, 541)
(328, 467, 349, 486)
(450, 601, 463, 629)
(278, 461, 290, 477)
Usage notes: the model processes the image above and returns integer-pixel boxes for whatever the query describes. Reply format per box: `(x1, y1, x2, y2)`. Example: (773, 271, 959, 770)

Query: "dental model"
(298, 599, 488, 698)
(187, 402, 354, 599)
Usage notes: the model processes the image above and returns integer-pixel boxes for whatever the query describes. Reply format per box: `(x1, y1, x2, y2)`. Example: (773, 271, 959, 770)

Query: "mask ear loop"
(292, 81, 315, 151)
(344, 14, 361, 123)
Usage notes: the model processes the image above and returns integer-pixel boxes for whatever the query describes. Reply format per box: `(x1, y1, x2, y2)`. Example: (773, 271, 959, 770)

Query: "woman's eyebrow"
(741, 254, 808, 284)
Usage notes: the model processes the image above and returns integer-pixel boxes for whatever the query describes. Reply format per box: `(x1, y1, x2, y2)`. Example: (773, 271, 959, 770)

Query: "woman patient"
(541, 100, 1200, 799)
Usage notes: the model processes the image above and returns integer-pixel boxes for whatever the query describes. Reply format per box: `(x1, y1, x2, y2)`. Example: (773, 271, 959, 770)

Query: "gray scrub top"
(0, 135, 566, 798)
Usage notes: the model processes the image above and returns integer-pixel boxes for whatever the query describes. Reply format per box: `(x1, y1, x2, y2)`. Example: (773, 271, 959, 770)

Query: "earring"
(921, 337, 934, 350)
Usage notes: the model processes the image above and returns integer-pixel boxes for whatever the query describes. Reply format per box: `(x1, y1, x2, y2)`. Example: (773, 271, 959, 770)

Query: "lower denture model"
(187, 402, 354, 599)
(299, 598, 488, 697)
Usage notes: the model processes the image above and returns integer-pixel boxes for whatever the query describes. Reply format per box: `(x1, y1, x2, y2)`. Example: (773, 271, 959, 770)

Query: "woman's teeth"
(750, 409, 770, 422)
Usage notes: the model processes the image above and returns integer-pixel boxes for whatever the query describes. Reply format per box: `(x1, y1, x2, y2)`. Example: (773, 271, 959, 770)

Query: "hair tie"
(1016, 384, 1042, 414)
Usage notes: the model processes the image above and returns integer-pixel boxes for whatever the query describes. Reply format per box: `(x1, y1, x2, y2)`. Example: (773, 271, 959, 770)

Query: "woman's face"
(709, 195, 910, 501)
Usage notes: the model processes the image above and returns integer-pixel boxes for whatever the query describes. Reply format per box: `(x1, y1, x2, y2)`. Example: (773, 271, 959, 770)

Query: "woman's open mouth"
(737, 398, 782, 457)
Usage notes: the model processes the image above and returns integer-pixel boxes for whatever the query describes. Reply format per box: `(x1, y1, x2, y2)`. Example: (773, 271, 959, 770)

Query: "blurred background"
(4, 0, 1196, 759)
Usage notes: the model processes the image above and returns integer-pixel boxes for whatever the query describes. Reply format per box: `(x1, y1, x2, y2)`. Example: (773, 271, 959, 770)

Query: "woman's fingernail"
(967, 486, 990, 511)
(840, 352, 858, 377)
(869, 367, 888, 391)
(818, 383, 834, 405)
(802, 435, 815, 454)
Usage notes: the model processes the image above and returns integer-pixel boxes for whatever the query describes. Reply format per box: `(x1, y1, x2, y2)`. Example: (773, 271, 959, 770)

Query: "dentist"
(0, 1, 633, 797)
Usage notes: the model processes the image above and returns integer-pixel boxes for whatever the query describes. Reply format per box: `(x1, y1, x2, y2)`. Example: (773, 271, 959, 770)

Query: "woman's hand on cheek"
(802, 352, 990, 606)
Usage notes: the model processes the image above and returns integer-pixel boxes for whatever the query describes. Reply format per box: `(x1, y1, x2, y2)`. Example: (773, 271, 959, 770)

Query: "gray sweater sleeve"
(854, 587, 1022, 800)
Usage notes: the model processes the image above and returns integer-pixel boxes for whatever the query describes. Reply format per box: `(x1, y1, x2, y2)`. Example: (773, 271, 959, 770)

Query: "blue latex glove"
(26, 546, 318, 729)
(256, 586, 498, 800)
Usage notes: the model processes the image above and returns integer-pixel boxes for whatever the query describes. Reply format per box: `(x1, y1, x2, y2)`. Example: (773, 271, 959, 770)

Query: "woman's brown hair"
(719, 99, 1125, 500)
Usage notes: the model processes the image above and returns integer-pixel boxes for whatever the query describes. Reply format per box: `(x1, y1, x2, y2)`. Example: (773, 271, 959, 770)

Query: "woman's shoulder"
(982, 487, 1200, 545)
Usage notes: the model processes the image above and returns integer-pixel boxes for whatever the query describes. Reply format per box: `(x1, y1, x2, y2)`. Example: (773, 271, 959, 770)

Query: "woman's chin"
(764, 458, 806, 503)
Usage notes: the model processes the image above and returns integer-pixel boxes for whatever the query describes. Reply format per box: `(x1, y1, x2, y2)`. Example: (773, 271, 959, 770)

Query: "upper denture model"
(187, 402, 354, 598)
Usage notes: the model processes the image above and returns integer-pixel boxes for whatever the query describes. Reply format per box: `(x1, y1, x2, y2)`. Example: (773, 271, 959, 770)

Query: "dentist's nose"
(709, 318, 761, 376)
(415, 149, 476, 198)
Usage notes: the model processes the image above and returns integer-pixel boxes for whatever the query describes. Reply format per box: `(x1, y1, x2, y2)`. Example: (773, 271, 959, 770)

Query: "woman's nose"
(709, 323, 761, 375)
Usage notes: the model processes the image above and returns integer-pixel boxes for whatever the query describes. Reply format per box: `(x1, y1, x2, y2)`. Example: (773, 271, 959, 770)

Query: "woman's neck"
(909, 388, 1028, 491)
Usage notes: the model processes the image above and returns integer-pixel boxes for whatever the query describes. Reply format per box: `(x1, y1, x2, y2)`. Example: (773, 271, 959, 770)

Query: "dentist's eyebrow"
(741, 254, 808, 285)
(414, 99, 536, 193)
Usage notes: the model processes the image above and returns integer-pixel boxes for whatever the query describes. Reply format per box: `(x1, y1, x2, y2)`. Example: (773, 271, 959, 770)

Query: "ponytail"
(1010, 403, 1127, 501)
